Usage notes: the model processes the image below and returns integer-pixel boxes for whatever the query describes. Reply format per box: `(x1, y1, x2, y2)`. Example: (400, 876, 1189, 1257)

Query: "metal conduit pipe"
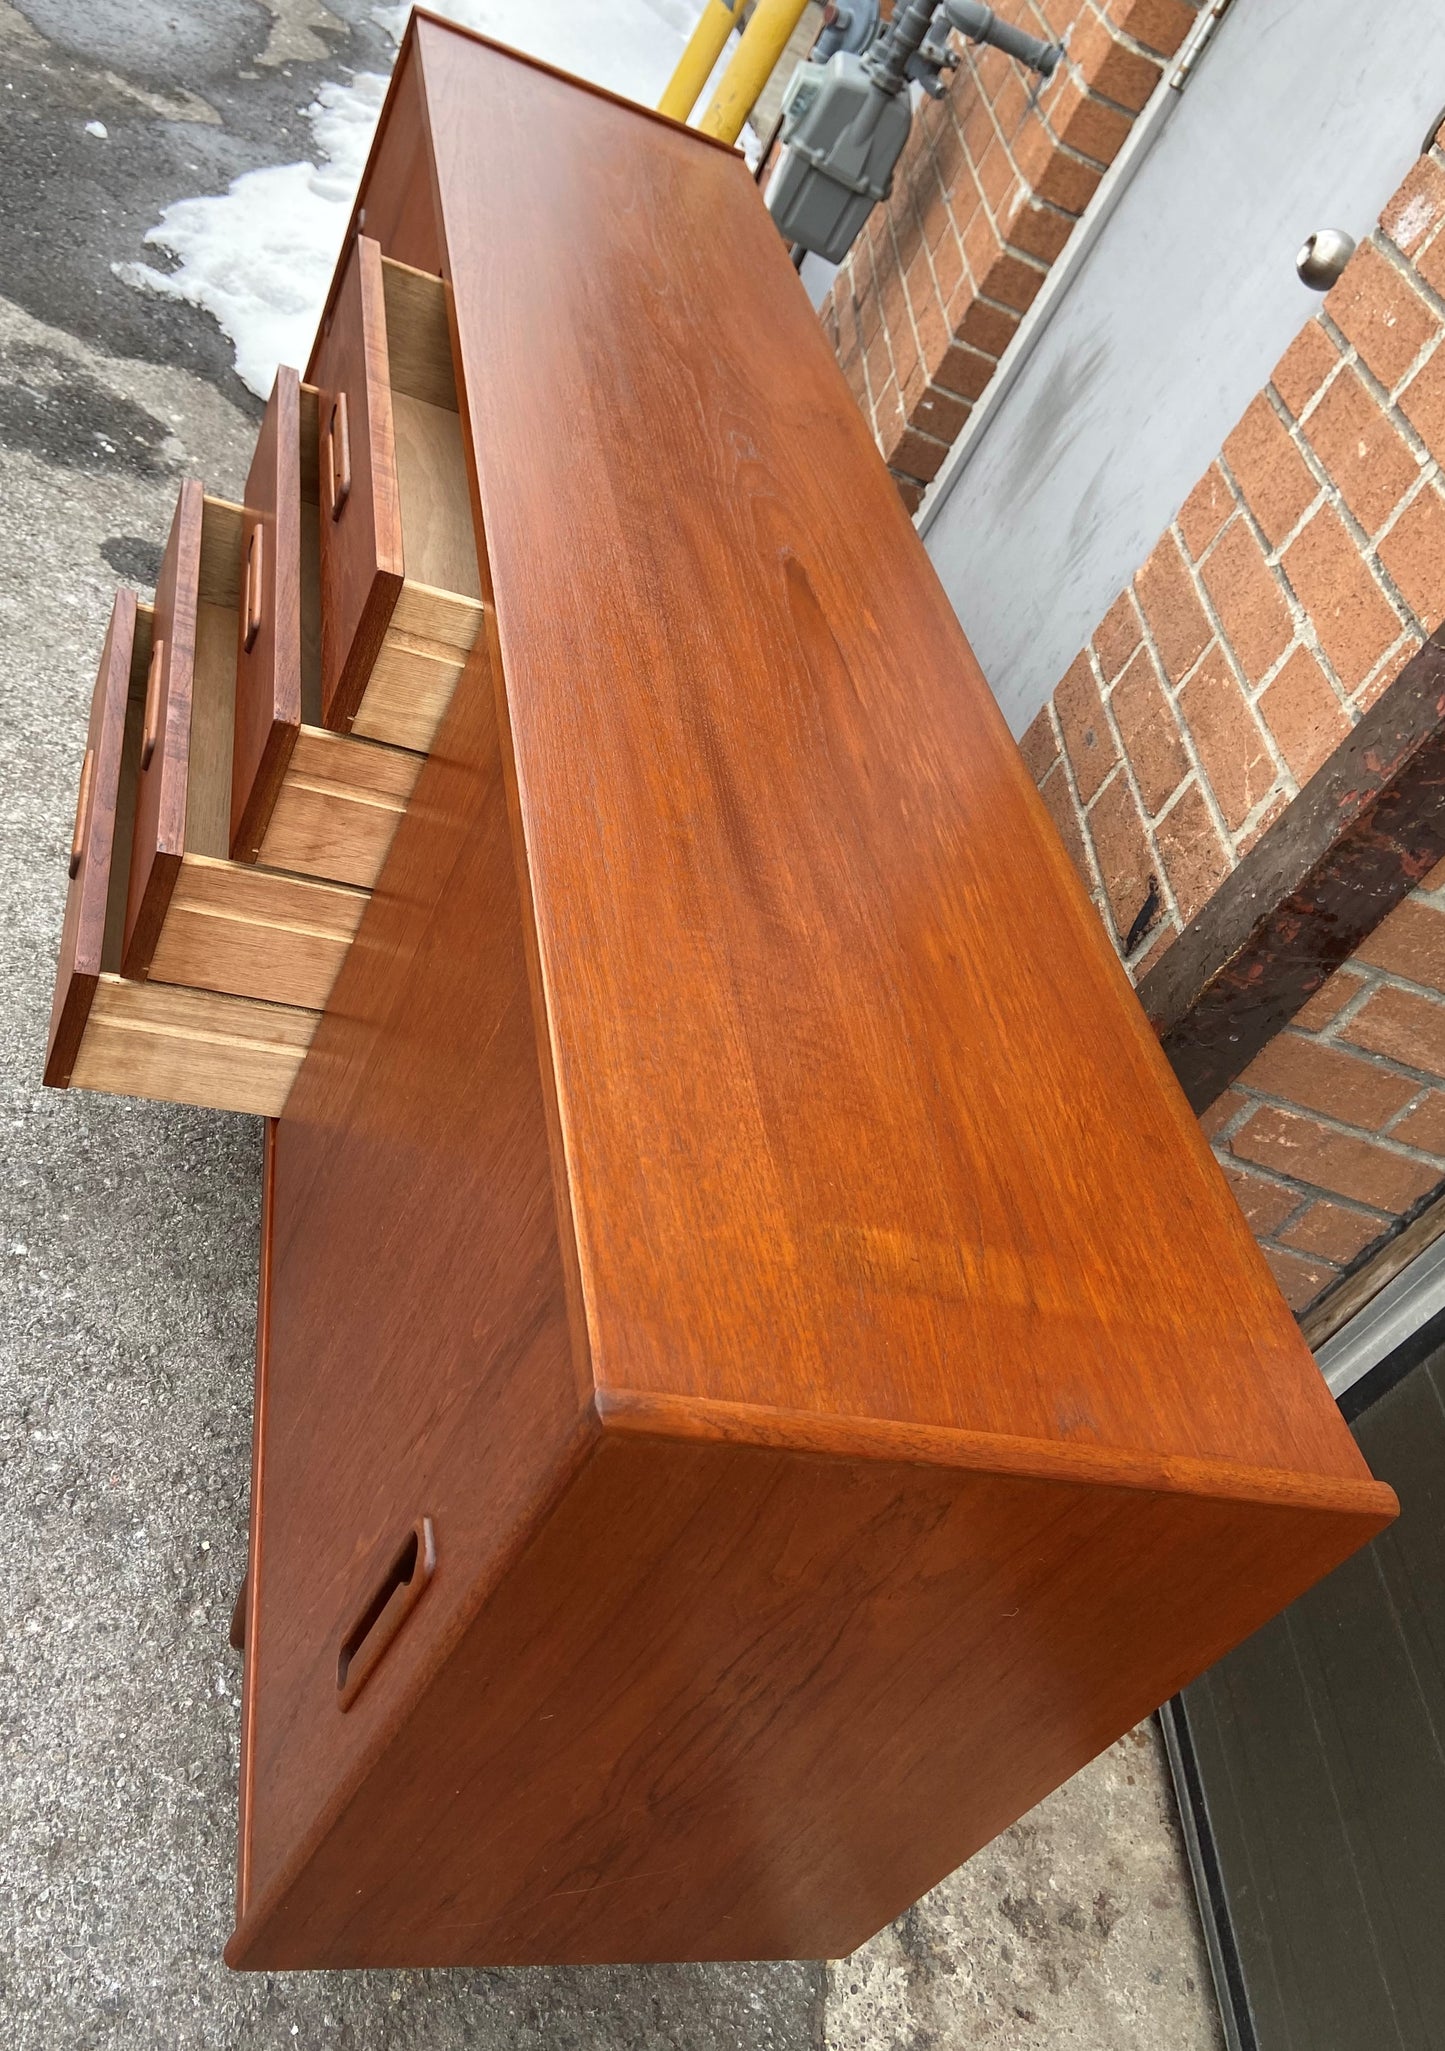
(698, 0, 814, 143)
(865, 0, 1060, 96)
(861, 0, 939, 94)
(948, 2, 1062, 75)
(658, 0, 748, 124)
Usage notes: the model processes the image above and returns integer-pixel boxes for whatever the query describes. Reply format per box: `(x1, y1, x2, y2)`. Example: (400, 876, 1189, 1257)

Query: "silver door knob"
(1296, 228, 1356, 290)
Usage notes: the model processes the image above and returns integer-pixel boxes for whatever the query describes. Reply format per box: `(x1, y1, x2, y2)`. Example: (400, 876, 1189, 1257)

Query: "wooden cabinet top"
(391, 17, 1361, 1486)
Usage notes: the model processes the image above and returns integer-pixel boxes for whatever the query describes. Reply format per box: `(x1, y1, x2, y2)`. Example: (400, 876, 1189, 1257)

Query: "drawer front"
(122, 478, 205, 976)
(44, 589, 139, 1086)
(256, 725, 422, 890)
(315, 235, 404, 734)
(146, 856, 367, 1012)
(231, 368, 303, 863)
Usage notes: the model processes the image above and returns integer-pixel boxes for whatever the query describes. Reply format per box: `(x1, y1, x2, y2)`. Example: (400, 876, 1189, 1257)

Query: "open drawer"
(312, 237, 485, 748)
(121, 482, 370, 1010)
(44, 589, 316, 1117)
(231, 366, 424, 884)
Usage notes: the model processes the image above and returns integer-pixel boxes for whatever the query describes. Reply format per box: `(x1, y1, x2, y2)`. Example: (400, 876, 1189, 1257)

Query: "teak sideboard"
(43, 11, 1396, 1970)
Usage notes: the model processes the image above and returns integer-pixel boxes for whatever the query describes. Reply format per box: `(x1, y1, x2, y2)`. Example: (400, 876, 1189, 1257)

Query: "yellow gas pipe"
(657, 0, 748, 124)
(697, 0, 813, 145)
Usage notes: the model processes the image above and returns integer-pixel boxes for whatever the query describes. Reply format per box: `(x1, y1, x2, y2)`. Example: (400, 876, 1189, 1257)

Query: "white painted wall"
(922, 0, 1445, 735)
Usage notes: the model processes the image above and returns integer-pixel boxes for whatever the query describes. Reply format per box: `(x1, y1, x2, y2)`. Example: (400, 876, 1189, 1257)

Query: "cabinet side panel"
(235, 1117, 277, 1917)
(302, 38, 443, 385)
(230, 1431, 1387, 1969)
(238, 637, 593, 1916)
(351, 40, 442, 278)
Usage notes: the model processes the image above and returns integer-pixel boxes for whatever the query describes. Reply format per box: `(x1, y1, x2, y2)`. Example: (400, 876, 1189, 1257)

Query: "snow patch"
(118, 1, 750, 399)
(116, 71, 388, 397)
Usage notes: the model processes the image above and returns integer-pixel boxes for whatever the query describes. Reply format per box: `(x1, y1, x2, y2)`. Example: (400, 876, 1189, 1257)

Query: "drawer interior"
(240, 380, 423, 891)
(47, 257, 484, 1118)
(47, 594, 318, 1118)
(103, 599, 152, 979)
(381, 256, 482, 606)
(191, 495, 246, 860)
(298, 385, 324, 729)
(125, 491, 370, 1011)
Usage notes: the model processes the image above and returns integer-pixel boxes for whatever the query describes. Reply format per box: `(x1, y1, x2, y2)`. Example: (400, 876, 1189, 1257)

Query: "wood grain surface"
(231, 1429, 1391, 1969)
(114, 484, 371, 1011)
(256, 725, 421, 889)
(347, 43, 442, 284)
(392, 396, 479, 598)
(234, 626, 593, 1936)
(199, 494, 245, 605)
(102, 602, 152, 973)
(315, 236, 404, 731)
(381, 253, 457, 412)
(312, 240, 480, 742)
(350, 582, 482, 752)
(230, 19, 1395, 1970)
(146, 855, 367, 1011)
(297, 16, 736, 375)
(69, 975, 314, 1117)
(231, 369, 303, 862)
(236, 1118, 277, 1916)
(420, 24, 1359, 1482)
(187, 596, 238, 857)
(122, 478, 204, 975)
(44, 589, 137, 1085)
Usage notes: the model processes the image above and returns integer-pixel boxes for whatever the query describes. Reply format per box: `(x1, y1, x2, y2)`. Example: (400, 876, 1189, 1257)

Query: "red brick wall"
(1021, 140, 1445, 1313)
(1025, 148, 1445, 971)
(1207, 865, 1445, 1308)
(818, 0, 1206, 507)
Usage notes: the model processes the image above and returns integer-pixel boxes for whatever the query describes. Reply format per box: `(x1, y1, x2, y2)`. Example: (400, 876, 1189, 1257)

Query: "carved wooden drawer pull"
(68, 746, 95, 879)
(140, 637, 165, 770)
(243, 520, 265, 652)
(336, 1516, 435, 1712)
(326, 390, 351, 520)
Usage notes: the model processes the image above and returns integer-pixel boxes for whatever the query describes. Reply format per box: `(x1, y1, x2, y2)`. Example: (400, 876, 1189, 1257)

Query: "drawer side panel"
(257, 726, 421, 889)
